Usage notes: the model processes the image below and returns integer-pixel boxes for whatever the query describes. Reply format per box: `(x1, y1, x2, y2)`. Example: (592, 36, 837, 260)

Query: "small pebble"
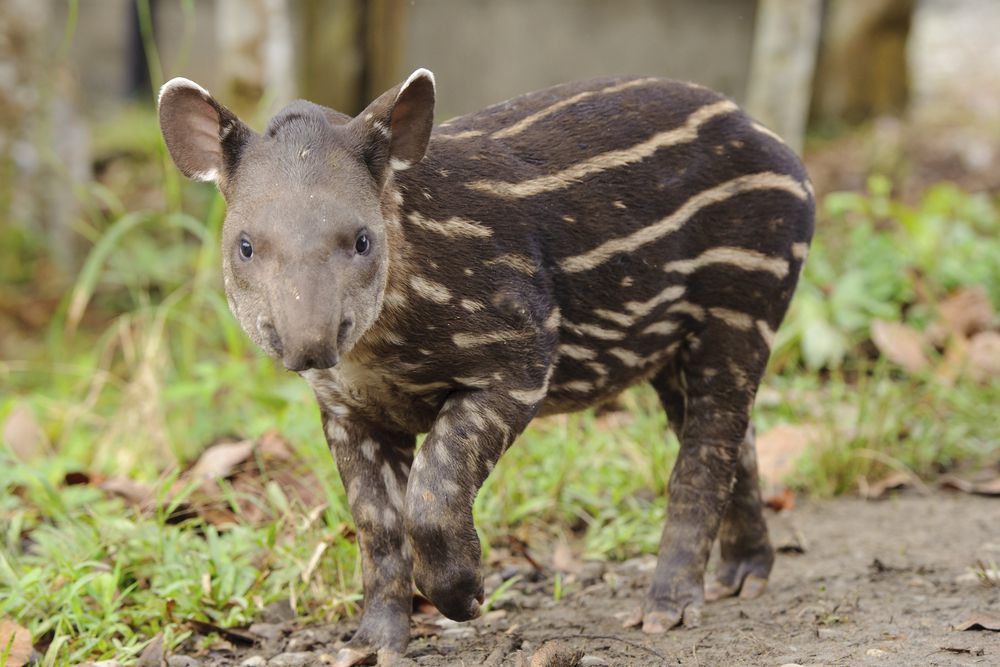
(167, 658, 201, 667)
(240, 657, 267, 667)
(580, 656, 609, 667)
(268, 652, 315, 667)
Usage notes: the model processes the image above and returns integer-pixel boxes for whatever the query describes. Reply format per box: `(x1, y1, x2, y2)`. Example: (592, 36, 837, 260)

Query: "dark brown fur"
(159, 72, 814, 666)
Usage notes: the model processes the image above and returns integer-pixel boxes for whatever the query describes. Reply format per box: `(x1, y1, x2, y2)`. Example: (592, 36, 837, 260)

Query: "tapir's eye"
(239, 237, 253, 260)
(354, 233, 371, 256)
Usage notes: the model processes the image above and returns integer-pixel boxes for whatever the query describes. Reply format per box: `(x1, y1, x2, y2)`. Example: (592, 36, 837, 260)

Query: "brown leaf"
(2, 404, 48, 461)
(940, 472, 1000, 496)
(764, 487, 796, 511)
(551, 541, 583, 575)
(859, 470, 915, 500)
(756, 423, 826, 496)
(187, 440, 255, 481)
(100, 476, 155, 506)
(927, 286, 997, 344)
(185, 618, 257, 645)
(0, 618, 33, 667)
(967, 331, 1000, 382)
(870, 320, 931, 373)
(953, 610, 1000, 632)
(135, 633, 165, 667)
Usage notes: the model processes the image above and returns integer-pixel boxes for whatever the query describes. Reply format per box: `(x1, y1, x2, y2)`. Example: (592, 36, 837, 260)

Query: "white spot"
(792, 242, 810, 260)
(390, 157, 412, 171)
(460, 299, 484, 312)
(189, 168, 219, 183)
(383, 462, 404, 509)
(452, 329, 531, 348)
(612, 200, 627, 209)
(642, 320, 678, 336)
(360, 439, 377, 461)
(409, 275, 452, 304)
(663, 247, 789, 279)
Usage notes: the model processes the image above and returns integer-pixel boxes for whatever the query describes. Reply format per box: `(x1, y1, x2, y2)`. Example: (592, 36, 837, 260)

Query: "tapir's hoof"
(705, 572, 769, 601)
(333, 646, 402, 667)
(623, 601, 702, 633)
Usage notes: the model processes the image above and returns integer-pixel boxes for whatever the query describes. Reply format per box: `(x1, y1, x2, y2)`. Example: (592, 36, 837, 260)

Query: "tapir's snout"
(282, 337, 339, 372)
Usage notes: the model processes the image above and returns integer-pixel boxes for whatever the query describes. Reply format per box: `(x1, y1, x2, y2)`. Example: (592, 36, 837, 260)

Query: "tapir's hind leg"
(704, 424, 774, 601)
(627, 326, 770, 633)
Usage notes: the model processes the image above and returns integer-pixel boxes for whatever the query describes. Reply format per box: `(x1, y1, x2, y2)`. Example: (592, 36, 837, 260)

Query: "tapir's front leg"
(405, 387, 543, 620)
(324, 412, 416, 667)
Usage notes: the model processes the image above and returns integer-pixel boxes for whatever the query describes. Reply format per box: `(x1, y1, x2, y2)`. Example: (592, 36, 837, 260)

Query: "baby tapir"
(159, 69, 814, 665)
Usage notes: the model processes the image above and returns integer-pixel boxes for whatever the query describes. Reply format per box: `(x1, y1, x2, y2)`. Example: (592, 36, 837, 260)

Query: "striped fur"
(160, 72, 814, 662)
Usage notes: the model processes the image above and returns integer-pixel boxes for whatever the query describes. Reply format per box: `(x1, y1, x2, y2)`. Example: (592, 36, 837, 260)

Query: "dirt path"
(192, 493, 999, 666)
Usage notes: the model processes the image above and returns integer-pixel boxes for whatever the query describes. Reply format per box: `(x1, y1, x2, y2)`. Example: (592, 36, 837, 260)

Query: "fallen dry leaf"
(927, 286, 997, 344)
(939, 472, 1000, 496)
(756, 423, 826, 497)
(764, 487, 797, 511)
(134, 633, 165, 667)
(100, 476, 155, 506)
(0, 618, 33, 667)
(2, 404, 49, 462)
(871, 320, 931, 373)
(954, 610, 1000, 632)
(187, 440, 255, 481)
(967, 331, 1000, 381)
(859, 470, 918, 500)
(551, 541, 583, 575)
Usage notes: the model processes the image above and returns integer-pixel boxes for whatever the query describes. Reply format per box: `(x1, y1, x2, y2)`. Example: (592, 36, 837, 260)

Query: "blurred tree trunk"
(216, 0, 296, 120)
(810, 0, 915, 124)
(299, 0, 365, 114)
(745, 0, 823, 155)
(0, 0, 88, 281)
(361, 0, 408, 105)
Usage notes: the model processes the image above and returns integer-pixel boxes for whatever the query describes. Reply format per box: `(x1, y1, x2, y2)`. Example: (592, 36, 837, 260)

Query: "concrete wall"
(57, 0, 756, 121)
(401, 0, 757, 119)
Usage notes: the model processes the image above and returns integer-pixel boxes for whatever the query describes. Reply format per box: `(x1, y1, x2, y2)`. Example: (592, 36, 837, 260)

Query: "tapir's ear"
(352, 68, 436, 181)
(158, 78, 255, 188)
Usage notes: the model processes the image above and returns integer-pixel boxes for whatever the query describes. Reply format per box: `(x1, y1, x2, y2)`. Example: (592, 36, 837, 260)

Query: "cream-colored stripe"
(558, 343, 596, 360)
(626, 285, 687, 317)
(751, 121, 785, 144)
(492, 78, 657, 140)
(756, 319, 776, 347)
(663, 247, 789, 278)
(509, 364, 555, 405)
(551, 380, 594, 393)
(641, 321, 678, 336)
(593, 309, 634, 327)
(668, 301, 706, 320)
(408, 211, 493, 238)
(435, 129, 484, 140)
(791, 242, 810, 260)
(409, 275, 452, 304)
(453, 329, 531, 348)
(564, 320, 625, 341)
(486, 253, 537, 274)
(468, 99, 739, 199)
(544, 307, 562, 331)
(560, 173, 809, 273)
(609, 347, 643, 367)
(709, 307, 754, 330)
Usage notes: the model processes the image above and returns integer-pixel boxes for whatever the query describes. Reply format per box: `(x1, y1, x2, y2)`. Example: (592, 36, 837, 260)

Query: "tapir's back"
(399, 77, 814, 412)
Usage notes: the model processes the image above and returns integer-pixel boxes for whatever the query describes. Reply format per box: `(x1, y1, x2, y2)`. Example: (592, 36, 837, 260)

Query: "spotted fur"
(159, 71, 814, 665)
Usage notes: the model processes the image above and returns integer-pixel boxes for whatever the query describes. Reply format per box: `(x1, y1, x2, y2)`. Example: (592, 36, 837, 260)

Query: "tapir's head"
(158, 69, 435, 371)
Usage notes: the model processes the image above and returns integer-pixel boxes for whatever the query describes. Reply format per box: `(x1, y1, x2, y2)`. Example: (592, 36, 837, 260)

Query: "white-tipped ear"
(398, 68, 435, 102)
(158, 77, 211, 109)
(158, 77, 254, 188)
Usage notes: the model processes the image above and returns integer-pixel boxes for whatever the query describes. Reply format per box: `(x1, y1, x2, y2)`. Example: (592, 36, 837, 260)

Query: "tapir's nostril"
(283, 343, 339, 372)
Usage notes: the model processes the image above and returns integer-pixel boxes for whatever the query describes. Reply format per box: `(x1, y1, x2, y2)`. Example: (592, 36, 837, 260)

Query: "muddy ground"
(173, 492, 999, 667)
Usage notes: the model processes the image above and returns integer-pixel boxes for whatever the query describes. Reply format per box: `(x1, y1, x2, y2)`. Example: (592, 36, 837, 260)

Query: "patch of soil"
(183, 493, 1000, 666)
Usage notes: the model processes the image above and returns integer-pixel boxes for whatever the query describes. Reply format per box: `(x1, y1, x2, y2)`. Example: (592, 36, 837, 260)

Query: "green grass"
(2, 119, 998, 664)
